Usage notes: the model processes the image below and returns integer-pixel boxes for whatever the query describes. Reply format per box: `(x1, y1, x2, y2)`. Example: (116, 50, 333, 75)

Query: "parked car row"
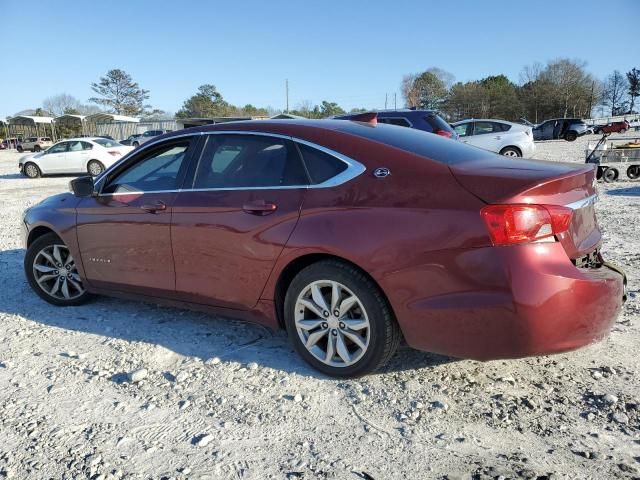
(120, 129, 172, 147)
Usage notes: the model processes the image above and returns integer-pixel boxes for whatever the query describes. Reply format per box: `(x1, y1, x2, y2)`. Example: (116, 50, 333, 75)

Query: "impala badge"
(373, 167, 390, 178)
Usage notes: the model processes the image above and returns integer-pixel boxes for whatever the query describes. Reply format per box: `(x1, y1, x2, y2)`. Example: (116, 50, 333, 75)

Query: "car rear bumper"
(394, 243, 625, 361)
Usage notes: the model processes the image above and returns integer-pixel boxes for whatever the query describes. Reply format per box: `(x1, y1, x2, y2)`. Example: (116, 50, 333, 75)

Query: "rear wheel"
(17, 145, 23, 152)
(87, 160, 105, 176)
(23, 162, 41, 178)
(499, 146, 522, 157)
(33, 145, 41, 152)
(603, 167, 619, 183)
(24, 233, 91, 306)
(565, 131, 578, 142)
(132, 141, 140, 148)
(627, 165, 640, 180)
(619, 128, 627, 134)
(284, 260, 400, 377)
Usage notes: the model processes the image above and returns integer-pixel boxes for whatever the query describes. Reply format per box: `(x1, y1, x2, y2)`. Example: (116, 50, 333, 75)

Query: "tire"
(24, 233, 91, 306)
(619, 128, 627, 134)
(132, 141, 140, 148)
(23, 162, 41, 178)
(87, 160, 105, 176)
(565, 131, 578, 142)
(33, 145, 41, 152)
(499, 146, 522, 157)
(284, 260, 401, 377)
(17, 145, 23, 152)
(603, 167, 619, 183)
(627, 165, 640, 180)
(596, 166, 605, 180)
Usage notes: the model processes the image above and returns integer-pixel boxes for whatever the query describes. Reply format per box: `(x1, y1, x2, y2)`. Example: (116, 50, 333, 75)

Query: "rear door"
(464, 121, 503, 153)
(171, 133, 308, 309)
(66, 140, 92, 172)
(75, 136, 198, 295)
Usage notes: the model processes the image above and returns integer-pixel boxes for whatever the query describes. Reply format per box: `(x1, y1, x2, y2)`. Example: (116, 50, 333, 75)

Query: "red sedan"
(22, 118, 626, 377)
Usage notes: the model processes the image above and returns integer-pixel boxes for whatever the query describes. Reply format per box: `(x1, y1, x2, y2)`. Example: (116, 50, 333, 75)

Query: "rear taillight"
(480, 204, 573, 246)
(107, 151, 121, 156)
(435, 129, 453, 138)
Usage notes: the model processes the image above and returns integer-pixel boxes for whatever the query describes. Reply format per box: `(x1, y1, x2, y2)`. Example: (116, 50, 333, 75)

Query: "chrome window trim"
(95, 130, 366, 197)
(566, 194, 598, 210)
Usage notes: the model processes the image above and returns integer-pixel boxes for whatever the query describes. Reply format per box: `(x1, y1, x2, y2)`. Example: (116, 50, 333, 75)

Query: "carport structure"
(7, 115, 56, 141)
(84, 113, 139, 140)
(54, 114, 87, 137)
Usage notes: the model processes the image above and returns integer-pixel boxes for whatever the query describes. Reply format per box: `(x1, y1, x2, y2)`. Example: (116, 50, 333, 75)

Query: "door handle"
(140, 201, 167, 213)
(242, 200, 277, 216)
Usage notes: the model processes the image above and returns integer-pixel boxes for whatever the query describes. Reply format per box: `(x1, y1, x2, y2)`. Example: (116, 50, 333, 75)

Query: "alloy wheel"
(24, 164, 39, 178)
(502, 149, 519, 157)
(294, 280, 370, 368)
(32, 244, 85, 300)
(88, 161, 104, 176)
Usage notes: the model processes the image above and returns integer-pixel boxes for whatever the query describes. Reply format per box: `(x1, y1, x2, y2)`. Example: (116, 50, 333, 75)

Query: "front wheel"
(603, 167, 619, 183)
(565, 131, 578, 142)
(16, 145, 23, 152)
(627, 165, 640, 180)
(87, 160, 105, 176)
(500, 146, 522, 157)
(23, 162, 41, 178)
(24, 233, 91, 306)
(284, 260, 400, 377)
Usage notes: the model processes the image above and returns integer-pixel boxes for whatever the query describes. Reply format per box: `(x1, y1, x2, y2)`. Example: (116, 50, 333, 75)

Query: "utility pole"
(285, 79, 289, 113)
(385, 93, 388, 109)
(394, 93, 397, 109)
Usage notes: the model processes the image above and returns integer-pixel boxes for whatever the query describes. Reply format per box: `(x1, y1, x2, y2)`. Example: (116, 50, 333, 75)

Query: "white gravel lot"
(0, 134, 638, 480)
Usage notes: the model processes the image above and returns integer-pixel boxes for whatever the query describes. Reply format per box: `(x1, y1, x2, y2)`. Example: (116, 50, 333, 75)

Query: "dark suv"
(334, 110, 457, 139)
(531, 118, 588, 142)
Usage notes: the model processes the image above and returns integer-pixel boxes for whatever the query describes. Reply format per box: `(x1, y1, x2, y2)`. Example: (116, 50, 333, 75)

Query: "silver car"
(131, 129, 172, 147)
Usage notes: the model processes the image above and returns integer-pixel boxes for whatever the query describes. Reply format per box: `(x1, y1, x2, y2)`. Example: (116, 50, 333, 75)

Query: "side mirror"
(70, 176, 95, 197)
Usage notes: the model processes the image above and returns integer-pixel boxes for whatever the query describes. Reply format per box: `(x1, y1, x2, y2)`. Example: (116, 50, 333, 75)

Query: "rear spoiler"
(347, 112, 378, 125)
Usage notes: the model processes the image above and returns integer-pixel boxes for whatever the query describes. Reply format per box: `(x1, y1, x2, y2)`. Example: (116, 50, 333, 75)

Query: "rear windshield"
(335, 122, 488, 165)
(93, 138, 121, 148)
(423, 113, 454, 133)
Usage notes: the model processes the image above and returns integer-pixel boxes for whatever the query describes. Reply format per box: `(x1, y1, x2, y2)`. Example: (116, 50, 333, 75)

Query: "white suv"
(451, 119, 535, 157)
(17, 136, 53, 153)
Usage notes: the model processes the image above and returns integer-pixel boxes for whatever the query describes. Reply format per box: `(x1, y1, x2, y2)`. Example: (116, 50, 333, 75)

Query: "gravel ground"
(0, 134, 638, 480)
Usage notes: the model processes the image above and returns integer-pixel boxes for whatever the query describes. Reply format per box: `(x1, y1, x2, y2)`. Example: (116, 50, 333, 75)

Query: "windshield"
(93, 138, 122, 148)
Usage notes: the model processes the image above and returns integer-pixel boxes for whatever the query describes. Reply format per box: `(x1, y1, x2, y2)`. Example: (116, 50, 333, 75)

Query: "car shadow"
(0, 173, 81, 180)
(606, 185, 640, 197)
(0, 248, 455, 379)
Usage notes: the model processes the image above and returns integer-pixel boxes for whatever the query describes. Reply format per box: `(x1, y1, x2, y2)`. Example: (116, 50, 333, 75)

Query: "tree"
(401, 68, 453, 109)
(176, 84, 230, 118)
(627, 68, 640, 113)
(318, 101, 345, 117)
(90, 69, 150, 116)
(43, 94, 81, 116)
(602, 70, 629, 115)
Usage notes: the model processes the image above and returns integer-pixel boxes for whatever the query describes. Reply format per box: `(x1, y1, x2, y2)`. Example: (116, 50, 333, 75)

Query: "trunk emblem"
(373, 167, 390, 178)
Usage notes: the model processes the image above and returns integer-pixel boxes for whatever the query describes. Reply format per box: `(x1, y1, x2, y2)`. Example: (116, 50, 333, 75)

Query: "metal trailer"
(585, 132, 640, 182)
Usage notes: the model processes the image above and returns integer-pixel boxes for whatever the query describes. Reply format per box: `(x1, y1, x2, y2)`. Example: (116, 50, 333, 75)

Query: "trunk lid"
(450, 156, 600, 258)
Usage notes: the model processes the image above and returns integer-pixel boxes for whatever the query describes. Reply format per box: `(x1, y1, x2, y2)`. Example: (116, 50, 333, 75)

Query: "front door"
(75, 136, 197, 296)
(171, 133, 308, 310)
(40, 141, 70, 173)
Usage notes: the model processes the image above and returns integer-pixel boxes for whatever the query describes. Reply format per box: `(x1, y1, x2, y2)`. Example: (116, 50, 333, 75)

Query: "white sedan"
(19, 137, 134, 178)
(451, 119, 535, 157)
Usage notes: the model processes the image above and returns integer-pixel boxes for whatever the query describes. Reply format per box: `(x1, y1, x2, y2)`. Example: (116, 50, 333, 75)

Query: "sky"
(0, 0, 638, 118)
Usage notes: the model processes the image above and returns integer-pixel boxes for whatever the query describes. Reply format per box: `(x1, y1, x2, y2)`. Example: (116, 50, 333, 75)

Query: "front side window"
(103, 139, 192, 194)
(193, 135, 307, 189)
(47, 142, 68, 154)
(453, 123, 472, 137)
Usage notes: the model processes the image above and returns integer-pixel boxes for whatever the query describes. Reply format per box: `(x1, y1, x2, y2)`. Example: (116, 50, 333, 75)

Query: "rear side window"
(297, 144, 348, 184)
(378, 117, 411, 127)
(193, 134, 308, 189)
